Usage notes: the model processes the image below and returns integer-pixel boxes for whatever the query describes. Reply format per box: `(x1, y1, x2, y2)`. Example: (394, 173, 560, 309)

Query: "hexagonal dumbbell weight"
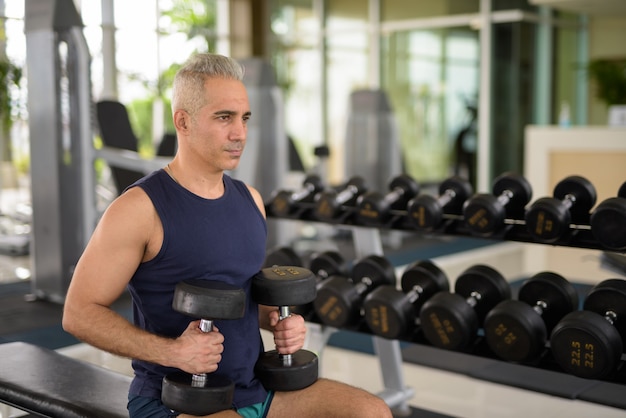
(590, 181, 626, 251)
(407, 176, 473, 232)
(356, 174, 420, 226)
(314, 254, 396, 329)
(269, 174, 324, 217)
(161, 280, 246, 416)
(525, 175, 597, 244)
(484, 271, 578, 362)
(314, 176, 367, 222)
(550, 278, 626, 379)
(463, 173, 532, 237)
(252, 266, 319, 391)
(363, 260, 449, 340)
(263, 247, 304, 268)
(419, 264, 511, 351)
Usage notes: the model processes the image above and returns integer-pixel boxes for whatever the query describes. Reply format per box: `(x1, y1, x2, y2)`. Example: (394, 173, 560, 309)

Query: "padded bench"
(0, 341, 131, 418)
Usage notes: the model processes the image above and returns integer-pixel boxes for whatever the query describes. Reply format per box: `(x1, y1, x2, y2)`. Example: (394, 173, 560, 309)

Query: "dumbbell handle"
(560, 193, 576, 211)
(496, 189, 514, 207)
(336, 184, 360, 205)
(531, 300, 548, 317)
(384, 187, 405, 204)
(465, 291, 482, 308)
(436, 189, 457, 208)
(291, 182, 317, 202)
(603, 310, 617, 325)
(192, 319, 215, 385)
(277, 305, 295, 367)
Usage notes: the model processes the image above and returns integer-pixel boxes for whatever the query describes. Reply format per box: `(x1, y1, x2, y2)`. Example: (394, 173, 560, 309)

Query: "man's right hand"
(172, 320, 224, 374)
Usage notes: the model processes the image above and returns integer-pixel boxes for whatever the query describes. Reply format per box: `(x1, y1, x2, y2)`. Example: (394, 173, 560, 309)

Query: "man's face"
(187, 77, 251, 172)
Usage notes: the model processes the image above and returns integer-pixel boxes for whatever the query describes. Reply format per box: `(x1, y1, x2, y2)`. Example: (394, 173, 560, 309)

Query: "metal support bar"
(350, 226, 413, 412)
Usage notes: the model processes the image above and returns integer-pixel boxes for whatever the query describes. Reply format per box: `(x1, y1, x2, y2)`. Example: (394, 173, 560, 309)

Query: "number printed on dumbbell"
(550, 278, 626, 379)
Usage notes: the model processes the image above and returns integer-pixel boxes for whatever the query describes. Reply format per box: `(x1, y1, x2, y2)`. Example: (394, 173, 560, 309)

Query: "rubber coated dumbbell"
(356, 174, 420, 225)
(363, 260, 449, 340)
(264, 247, 304, 268)
(525, 175, 597, 244)
(407, 176, 473, 232)
(252, 266, 319, 391)
(420, 265, 511, 351)
(294, 250, 349, 320)
(590, 181, 626, 251)
(161, 280, 246, 416)
(484, 271, 578, 362)
(270, 174, 324, 217)
(463, 173, 532, 237)
(550, 278, 626, 379)
(314, 254, 396, 329)
(314, 176, 367, 222)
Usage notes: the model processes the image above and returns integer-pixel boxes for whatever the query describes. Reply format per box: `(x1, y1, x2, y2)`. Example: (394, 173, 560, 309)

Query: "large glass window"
(382, 28, 479, 183)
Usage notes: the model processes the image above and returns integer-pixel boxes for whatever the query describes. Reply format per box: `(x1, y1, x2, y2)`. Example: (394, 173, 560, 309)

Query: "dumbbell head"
(484, 272, 578, 362)
(357, 174, 420, 225)
(270, 175, 324, 216)
(314, 176, 367, 221)
(463, 173, 532, 236)
(550, 279, 626, 379)
(590, 181, 626, 251)
(525, 175, 597, 243)
(163, 280, 245, 415)
(172, 280, 246, 320)
(407, 176, 473, 231)
(363, 260, 448, 340)
(252, 266, 317, 307)
(314, 254, 395, 328)
(264, 247, 304, 268)
(420, 264, 510, 351)
(309, 250, 347, 279)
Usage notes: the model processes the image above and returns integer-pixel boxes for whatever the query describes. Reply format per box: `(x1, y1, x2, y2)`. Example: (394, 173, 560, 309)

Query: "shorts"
(127, 391, 274, 418)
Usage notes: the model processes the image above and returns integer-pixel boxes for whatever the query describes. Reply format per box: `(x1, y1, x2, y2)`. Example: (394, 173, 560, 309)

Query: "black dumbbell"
(463, 173, 532, 236)
(314, 254, 396, 329)
(252, 266, 319, 391)
(550, 278, 626, 379)
(264, 247, 304, 268)
(484, 271, 578, 362)
(363, 260, 449, 340)
(590, 181, 626, 251)
(419, 264, 511, 351)
(407, 176, 473, 232)
(294, 250, 349, 320)
(270, 174, 324, 216)
(161, 280, 246, 416)
(314, 176, 367, 221)
(356, 174, 420, 225)
(525, 175, 597, 244)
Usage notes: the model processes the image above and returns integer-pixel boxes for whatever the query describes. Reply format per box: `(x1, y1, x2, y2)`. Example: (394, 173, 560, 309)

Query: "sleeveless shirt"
(126, 169, 268, 409)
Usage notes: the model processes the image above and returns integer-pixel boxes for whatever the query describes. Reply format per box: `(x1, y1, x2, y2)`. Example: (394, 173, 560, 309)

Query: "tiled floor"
(0, 185, 625, 418)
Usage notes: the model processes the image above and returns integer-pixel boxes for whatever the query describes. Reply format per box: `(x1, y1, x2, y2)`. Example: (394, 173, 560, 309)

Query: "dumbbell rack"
(266, 182, 626, 407)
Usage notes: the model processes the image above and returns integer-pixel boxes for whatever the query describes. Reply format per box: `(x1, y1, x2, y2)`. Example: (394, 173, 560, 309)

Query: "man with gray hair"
(63, 53, 392, 418)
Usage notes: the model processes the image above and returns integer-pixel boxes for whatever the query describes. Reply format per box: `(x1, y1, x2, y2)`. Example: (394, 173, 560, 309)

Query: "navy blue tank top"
(126, 170, 268, 408)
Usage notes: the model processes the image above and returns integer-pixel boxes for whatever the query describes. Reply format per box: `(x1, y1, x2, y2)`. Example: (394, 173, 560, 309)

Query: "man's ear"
(173, 110, 189, 132)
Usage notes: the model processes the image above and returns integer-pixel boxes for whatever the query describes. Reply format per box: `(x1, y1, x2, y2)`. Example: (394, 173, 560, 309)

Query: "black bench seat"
(0, 341, 131, 418)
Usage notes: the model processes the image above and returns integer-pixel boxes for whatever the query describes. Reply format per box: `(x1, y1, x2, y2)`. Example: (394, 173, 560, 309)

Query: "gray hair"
(171, 53, 245, 117)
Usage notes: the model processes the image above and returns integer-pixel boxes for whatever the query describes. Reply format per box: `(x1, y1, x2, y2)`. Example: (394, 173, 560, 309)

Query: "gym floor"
(0, 185, 625, 418)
